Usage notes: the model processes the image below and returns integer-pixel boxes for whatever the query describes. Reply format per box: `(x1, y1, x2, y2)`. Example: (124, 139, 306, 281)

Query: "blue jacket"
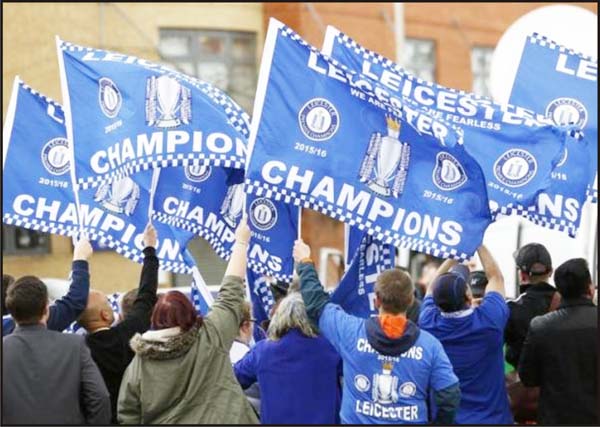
(234, 328, 342, 424)
(2, 261, 90, 336)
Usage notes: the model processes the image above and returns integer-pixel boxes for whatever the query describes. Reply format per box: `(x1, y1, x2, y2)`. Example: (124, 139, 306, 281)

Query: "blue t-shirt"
(419, 292, 513, 424)
(319, 303, 458, 424)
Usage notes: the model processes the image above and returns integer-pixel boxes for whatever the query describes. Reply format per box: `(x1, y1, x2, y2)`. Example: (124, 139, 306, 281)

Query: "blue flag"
(56, 38, 250, 189)
(2, 78, 196, 274)
(509, 34, 596, 234)
(151, 165, 239, 259)
(190, 266, 215, 315)
(334, 229, 395, 318)
(246, 19, 491, 261)
(322, 26, 573, 220)
(246, 192, 299, 281)
(246, 268, 274, 343)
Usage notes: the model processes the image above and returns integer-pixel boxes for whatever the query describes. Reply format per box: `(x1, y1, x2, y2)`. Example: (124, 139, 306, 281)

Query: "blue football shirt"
(419, 292, 513, 424)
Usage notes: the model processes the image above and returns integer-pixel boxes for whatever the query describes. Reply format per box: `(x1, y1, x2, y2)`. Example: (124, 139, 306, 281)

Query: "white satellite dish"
(490, 4, 597, 104)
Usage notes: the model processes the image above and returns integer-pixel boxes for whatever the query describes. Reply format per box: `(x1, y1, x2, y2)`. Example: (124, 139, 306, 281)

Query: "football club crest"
(399, 381, 417, 398)
(372, 361, 399, 404)
(98, 77, 122, 118)
(94, 177, 140, 215)
(184, 164, 211, 182)
(298, 98, 340, 141)
(546, 97, 588, 128)
(146, 75, 191, 128)
(249, 198, 278, 231)
(556, 147, 568, 168)
(358, 116, 410, 198)
(41, 138, 70, 175)
(433, 152, 467, 191)
(493, 149, 537, 188)
(220, 183, 245, 228)
(354, 375, 371, 392)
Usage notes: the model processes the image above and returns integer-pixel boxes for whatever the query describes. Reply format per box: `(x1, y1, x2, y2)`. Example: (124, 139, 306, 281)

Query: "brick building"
(2, 3, 596, 292)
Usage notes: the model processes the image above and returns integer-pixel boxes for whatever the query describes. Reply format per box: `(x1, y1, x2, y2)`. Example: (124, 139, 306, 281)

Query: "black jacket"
(85, 247, 158, 424)
(518, 297, 597, 425)
(504, 282, 556, 368)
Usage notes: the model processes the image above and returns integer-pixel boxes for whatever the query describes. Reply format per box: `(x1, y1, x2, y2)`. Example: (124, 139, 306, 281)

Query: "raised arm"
(425, 259, 457, 297)
(293, 240, 330, 325)
(47, 238, 93, 332)
(117, 223, 159, 335)
(477, 245, 505, 298)
(205, 217, 250, 349)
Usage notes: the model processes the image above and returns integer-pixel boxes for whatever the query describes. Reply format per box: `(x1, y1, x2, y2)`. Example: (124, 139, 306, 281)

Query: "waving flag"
(190, 266, 215, 315)
(245, 19, 491, 261)
(335, 230, 395, 318)
(2, 78, 195, 273)
(246, 268, 275, 343)
(322, 26, 572, 220)
(509, 34, 596, 235)
(56, 38, 249, 189)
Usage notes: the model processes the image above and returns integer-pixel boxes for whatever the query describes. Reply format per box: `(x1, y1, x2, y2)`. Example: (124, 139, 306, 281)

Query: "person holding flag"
(78, 222, 159, 424)
(293, 239, 460, 424)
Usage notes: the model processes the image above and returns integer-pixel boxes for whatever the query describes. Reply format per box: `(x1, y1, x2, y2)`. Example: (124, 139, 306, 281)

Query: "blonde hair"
(267, 292, 316, 340)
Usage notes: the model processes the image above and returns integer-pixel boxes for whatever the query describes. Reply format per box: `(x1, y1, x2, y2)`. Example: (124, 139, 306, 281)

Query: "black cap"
(432, 272, 468, 312)
(468, 270, 488, 298)
(514, 243, 552, 276)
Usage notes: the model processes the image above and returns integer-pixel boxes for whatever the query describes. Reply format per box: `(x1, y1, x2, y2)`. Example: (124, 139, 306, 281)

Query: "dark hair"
(375, 269, 414, 314)
(240, 301, 252, 327)
(151, 291, 201, 332)
(120, 288, 138, 319)
(5, 276, 48, 324)
(554, 258, 592, 299)
(2, 274, 15, 315)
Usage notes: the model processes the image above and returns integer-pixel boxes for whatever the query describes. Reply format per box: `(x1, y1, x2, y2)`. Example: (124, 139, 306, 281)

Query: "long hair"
(267, 292, 316, 341)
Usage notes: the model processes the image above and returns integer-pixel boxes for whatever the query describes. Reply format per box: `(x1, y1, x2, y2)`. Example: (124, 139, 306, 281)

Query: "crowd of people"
(2, 218, 598, 425)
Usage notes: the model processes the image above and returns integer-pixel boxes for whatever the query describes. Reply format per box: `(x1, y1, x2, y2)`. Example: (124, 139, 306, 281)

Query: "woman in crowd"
(233, 291, 342, 424)
(117, 219, 258, 424)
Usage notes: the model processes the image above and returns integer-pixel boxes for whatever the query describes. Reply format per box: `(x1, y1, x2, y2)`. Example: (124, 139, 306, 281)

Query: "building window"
(403, 38, 436, 83)
(471, 46, 494, 98)
(2, 225, 51, 255)
(159, 29, 257, 113)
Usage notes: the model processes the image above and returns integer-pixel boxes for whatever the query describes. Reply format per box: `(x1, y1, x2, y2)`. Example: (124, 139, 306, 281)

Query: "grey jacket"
(2, 324, 111, 425)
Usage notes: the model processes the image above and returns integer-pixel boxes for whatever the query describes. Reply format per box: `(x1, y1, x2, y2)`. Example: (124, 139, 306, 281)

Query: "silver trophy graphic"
(220, 184, 245, 228)
(372, 362, 399, 404)
(94, 177, 140, 216)
(146, 75, 191, 128)
(359, 116, 410, 198)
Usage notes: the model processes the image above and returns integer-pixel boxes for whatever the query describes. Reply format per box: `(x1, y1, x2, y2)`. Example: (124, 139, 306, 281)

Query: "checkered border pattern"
(245, 178, 470, 262)
(528, 33, 597, 63)
(77, 154, 244, 190)
(190, 281, 205, 315)
(59, 40, 251, 140)
(248, 259, 294, 282)
(152, 211, 232, 261)
(251, 275, 275, 316)
(108, 292, 121, 314)
(19, 81, 63, 109)
(3, 214, 79, 237)
(587, 186, 598, 204)
(3, 212, 192, 274)
(492, 202, 580, 237)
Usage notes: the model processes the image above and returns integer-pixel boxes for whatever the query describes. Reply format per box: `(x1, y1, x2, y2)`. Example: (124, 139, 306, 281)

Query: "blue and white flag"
(246, 19, 491, 261)
(2, 78, 196, 274)
(510, 34, 596, 234)
(246, 192, 299, 281)
(56, 38, 250, 189)
(190, 266, 214, 315)
(334, 229, 395, 318)
(510, 33, 597, 203)
(246, 268, 274, 343)
(151, 165, 240, 259)
(322, 26, 572, 219)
